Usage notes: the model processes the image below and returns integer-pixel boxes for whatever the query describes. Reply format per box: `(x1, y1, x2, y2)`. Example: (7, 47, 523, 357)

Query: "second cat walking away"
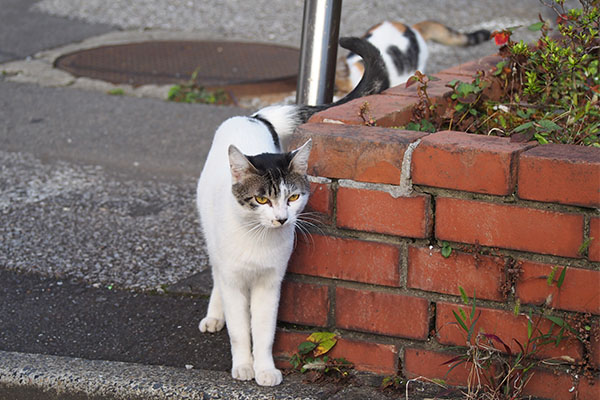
(336, 20, 491, 93)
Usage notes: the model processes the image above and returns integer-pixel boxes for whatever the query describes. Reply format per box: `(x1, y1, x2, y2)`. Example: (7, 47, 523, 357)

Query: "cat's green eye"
(288, 194, 300, 202)
(255, 196, 269, 205)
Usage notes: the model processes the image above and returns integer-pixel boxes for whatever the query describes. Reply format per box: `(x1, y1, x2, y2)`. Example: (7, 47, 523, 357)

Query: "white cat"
(195, 37, 388, 386)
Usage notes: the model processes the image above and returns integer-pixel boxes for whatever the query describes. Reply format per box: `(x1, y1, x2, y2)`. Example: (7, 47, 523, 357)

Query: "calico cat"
(335, 20, 491, 93)
(196, 37, 388, 386)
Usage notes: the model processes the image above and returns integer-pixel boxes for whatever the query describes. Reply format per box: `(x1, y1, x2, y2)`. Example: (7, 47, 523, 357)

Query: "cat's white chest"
(215, 216, 295, 272)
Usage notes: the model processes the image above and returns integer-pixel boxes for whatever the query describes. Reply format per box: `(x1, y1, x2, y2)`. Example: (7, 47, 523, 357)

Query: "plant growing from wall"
(289, 331, 353, 382)
(406, 0, 599, 146)
(442, 284, 581, 399)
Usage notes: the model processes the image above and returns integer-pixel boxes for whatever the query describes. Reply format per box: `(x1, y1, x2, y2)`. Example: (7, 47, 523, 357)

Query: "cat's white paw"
(199, 317, 225, 333)
(232, 363, 255, 381)
(255, 368, 283, 386)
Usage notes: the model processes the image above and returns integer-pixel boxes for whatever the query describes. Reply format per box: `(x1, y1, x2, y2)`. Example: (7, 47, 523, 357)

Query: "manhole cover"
(54, 41, 300, 91)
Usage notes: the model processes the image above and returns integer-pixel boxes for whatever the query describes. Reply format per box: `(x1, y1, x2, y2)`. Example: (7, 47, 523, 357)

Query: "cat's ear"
(228, 145, 257, 183)
(288, 139, 312, 175)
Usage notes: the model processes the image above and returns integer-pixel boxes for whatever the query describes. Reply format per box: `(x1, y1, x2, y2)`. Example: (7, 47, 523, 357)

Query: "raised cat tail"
(412, 21, 490, 46)
(298, 36, 390, 119)
(251, 37, 388, 149)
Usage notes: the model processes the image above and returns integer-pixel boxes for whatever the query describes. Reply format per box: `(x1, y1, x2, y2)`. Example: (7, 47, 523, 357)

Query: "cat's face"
(228, 140, 312, 229)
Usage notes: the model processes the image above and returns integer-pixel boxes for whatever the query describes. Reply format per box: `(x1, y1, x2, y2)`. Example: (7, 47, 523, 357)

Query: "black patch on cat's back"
(249, 116, 280, 150)
(386, 27, 419, 75)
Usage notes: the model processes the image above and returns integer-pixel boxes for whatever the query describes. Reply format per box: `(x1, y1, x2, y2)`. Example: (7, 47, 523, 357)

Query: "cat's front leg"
(250, 279, 283, 386)
(220, 281, 254, 381)
(199, 283, 225, 333)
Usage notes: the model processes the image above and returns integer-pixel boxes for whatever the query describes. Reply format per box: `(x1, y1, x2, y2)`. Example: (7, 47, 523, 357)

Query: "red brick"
(278, 281, 329, 327)
(289, 234, 401, 287)
(403, 348, 469, 386)
(436, 302, 583, 362)
(412, 131, 534, 195)
(335, 287, 429, 339)
(305, 181, 333, 222)
(308, 95, 417, 127)
(590, 217, 600, 262)
(525, 369, 600, 400)
(291, 123, 426, 185)
(437, 54, 505, 78)
(407, 246, 506, 301)
(336, 186, 432, 238)
(273, 330, 399, 374)
(591, 321, 600, 370)
(332, 337, 398, 374)
(436, 197, 584, 258)
(273, 330, 307, 359)
(518, 144, 600, 208)
(516, 261, 600, 315)
(578, 376, 600, 400)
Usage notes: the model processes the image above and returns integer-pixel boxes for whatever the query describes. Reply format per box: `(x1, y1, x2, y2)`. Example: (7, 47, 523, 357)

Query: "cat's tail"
(298, 36, 390, 119)
(251, 37, 388, 147)
(412, 21, 490, 46)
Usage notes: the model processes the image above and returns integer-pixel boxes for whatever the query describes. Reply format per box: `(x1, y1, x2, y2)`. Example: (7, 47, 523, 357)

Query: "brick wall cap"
(295, 122, 427, 145)
(422, 130, 536, 152)
(521, 142, 600, 164)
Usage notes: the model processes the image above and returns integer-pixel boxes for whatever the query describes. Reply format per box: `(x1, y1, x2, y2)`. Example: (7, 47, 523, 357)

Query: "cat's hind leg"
(199, 283, 225, 333)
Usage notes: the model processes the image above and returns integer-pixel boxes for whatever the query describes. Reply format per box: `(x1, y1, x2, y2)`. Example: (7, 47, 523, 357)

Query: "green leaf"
(459, 308, 467, 322)
(459, 286, 469, 305)
(420, 119, 436, 133)
(556, 266, 567, 289)
(494, 61, 507, 76)
(527, 310, 533, 339)
(534, 133, 549, 144)
(441, 242, 452, 258)
(578, 237, 592, 255)
(546, 315, 566, 327)
(452, 310, 469, 332)
(306, 332, 337, 356)
(537, 119, 561, 132)
(515, 121, 534, 132)
(470, 290, 477, 320)
(528, 22, 545, 31)
(298, 341, 317, 355)
(467, 311, 480, 342)
(547, 266, 557, 286)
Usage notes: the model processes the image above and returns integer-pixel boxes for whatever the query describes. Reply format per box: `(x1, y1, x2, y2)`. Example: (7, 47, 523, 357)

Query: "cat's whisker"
(297, 215, 324, 235)
(294, 220, 315, 249)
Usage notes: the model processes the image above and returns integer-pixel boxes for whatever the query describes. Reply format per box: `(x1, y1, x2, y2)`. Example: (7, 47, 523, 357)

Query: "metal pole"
(296, 0, 342, 106)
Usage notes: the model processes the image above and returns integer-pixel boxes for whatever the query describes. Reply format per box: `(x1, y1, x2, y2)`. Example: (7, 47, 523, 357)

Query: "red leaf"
(492, 31, 510, 46)
(405, 75, 419, 88)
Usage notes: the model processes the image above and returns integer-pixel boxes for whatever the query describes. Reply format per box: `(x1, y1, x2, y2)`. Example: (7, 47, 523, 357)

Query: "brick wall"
(274, 56, 600, 400)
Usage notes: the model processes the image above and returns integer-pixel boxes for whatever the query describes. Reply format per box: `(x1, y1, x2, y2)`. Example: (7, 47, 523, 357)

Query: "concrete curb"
(0, 350, 327, 400)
